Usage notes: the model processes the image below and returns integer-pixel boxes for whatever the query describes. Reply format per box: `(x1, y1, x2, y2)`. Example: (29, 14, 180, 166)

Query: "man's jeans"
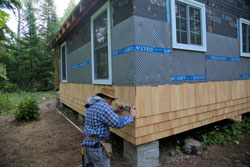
(84, 146, 110, 167)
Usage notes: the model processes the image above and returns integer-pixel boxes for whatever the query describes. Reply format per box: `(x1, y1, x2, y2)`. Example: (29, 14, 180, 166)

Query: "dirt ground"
(159, 136, 250, 167)
(0, 99, 249, 167)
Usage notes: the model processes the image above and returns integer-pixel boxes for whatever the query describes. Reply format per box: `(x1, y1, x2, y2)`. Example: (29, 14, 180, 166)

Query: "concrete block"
(124, 140, 159, 167)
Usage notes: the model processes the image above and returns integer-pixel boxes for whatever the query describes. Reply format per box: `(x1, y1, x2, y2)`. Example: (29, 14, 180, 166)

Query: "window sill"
(240, 52, 250, 58)
(92, 79, 112, 85)
(173, 43, 207, 52)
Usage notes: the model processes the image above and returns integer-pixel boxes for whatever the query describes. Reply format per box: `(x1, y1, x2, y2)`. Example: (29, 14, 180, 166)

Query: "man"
(82, 87, 136, 167)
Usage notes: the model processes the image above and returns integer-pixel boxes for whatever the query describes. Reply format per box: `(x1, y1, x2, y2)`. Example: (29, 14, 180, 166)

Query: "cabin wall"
(128, 0, 250, 86)
(58, 0, 136, 86)
(56, 0, 250, 146)
(134, 80, 250, 145)
(58, 80, 250, 145)
(58, 0, 250, 86)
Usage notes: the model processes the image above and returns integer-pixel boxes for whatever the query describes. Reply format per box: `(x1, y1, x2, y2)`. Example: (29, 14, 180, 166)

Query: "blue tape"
(205, 55, 240, 62)
(172, 75, 206, 81)
(68, 45, 172, 70)
(112, 45, 172, 56)
(240, 74, 250, 78)
(166, 0, 170, 23)
(67, 61, 91, 70)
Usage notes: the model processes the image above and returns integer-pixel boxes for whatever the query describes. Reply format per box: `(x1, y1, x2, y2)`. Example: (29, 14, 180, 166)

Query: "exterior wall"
(58, 0, 250, 86)
(134, 80, 250, 145)
(58, 80, 250, 145)
(129, 0, 250, 86)
(56, 0, 250, 146)
(58, 0, 136, 86)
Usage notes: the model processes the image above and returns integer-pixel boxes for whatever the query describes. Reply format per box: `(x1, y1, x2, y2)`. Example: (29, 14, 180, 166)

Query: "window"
(91, 1, 112, 85)
(60, 42, 67, 82)
(171, 0, 207, 52)
(240, 18, 250, 57)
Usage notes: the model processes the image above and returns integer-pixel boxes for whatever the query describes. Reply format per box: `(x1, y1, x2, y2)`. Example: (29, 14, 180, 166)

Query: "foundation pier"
(123, 140, 159, 167)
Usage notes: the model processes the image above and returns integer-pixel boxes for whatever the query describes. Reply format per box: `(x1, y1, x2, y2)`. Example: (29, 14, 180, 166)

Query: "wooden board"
(58, 80, 250, 145)
(135, 80, 249, 118)
(59, 83, 137, 144)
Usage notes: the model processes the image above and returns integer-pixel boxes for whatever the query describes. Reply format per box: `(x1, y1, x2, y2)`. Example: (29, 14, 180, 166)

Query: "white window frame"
(91, 1, 112, 85)
(60, 42, 67, 83)
(239, 18, 250, 57)
(171, 0, 207, 52)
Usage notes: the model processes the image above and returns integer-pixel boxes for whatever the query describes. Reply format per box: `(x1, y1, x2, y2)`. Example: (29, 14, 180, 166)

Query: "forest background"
(0, 0, 77, 92)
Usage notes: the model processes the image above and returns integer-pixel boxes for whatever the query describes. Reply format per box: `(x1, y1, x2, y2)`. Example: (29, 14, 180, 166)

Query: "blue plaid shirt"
(83, 97, 134, 146)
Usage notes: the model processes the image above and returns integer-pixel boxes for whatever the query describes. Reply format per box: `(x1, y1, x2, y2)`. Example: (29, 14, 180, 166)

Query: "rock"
(184, 138, 203, 155)
(231, 114, 242, 122)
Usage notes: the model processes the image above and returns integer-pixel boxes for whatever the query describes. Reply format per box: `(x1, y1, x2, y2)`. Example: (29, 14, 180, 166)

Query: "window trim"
(239, 18, 250, 57)
(171, 0, 207, 52)
(60, 42, 67, 83)
(91, 1, 112, 85)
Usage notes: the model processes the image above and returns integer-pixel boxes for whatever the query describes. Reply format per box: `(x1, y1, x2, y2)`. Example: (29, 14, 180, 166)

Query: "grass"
(0, 91, 56, 114)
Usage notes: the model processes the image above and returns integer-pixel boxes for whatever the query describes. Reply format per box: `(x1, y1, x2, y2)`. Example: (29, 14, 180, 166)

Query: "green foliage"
(0, 0, 20, 29)
(166, 116, 250, 156)
(0, 0, 21, 11)
(40, 0, 58, 42)
(176, 140, 181, 153)
(0, 81, 18, 93)
(169, 151, 176, 156)
(197, 118, 250, 150)
(0, 0, 58, 91)
(0, 91, 55, 116)
(0, 93, 13, 113)
(13, 96, 40, 122)
(168, 140, 182, 156)
(64, 108, 74, 115)
(0, 63, 8, 80)
(59, 0, 76, 27)
(0, 0, 20, 41)
(0, 10, 9, 29)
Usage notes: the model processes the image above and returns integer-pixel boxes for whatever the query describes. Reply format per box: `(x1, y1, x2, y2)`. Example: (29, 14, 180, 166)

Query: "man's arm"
(101, 104, 136, 129)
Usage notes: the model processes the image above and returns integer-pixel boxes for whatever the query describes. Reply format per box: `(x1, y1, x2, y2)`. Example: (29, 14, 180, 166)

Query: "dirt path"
(0, 99, 83, 167)
(0, 99, 249, 167)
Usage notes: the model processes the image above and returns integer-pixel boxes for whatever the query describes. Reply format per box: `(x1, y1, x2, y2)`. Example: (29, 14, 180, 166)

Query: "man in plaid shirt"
(82, 87, 136, 167)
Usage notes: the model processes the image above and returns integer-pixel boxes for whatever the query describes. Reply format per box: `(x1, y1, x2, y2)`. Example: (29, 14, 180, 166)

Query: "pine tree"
(0, 0, 21, 85)
(37, 0, 59, 90)
(40, 0, 58, 44)
(19, 0, 41, 88)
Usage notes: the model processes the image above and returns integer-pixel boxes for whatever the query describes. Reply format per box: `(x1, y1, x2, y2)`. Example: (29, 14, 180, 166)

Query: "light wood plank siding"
(58, 80, 250, 145)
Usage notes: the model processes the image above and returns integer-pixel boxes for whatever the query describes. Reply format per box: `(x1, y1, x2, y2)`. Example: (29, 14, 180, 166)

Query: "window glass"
(94, 12, 107, 47)
(176, 3, 187, 44)
(171, 0, 206, 52)
(93, 11, 109, 80)
(242, 23, 247, 53)
(95, 46, 108, 79)
(190, 7, 201, 45)
(61, 45, 66, 81)
(175, 3, 201, 45)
